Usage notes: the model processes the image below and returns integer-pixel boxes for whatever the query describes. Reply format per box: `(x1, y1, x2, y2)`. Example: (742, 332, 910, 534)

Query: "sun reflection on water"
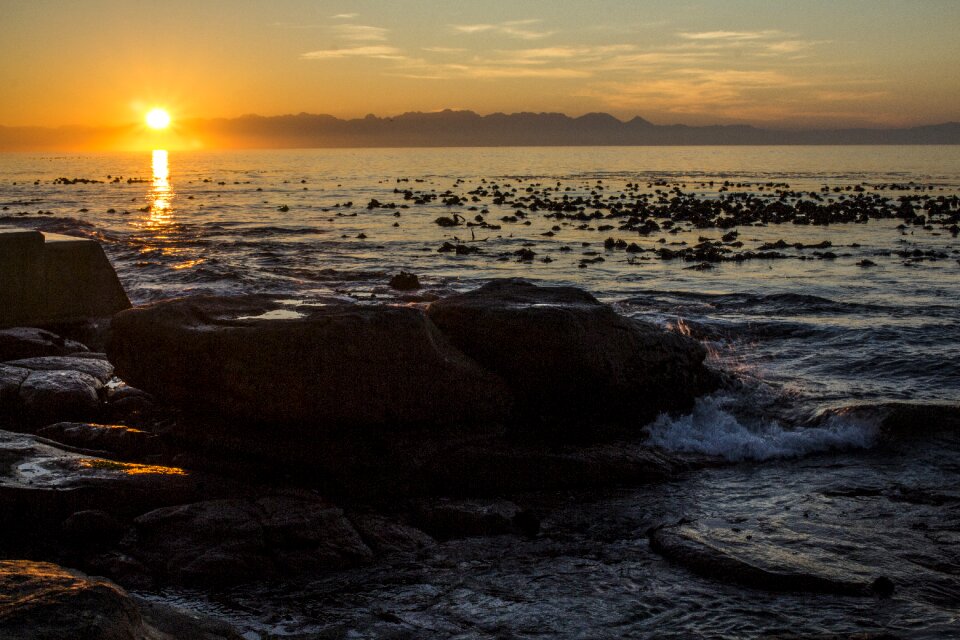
(149, 149, 173, 225)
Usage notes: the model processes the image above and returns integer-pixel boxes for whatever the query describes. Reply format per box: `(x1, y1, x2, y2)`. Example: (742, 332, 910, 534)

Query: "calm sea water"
(2, 146, 959, 637)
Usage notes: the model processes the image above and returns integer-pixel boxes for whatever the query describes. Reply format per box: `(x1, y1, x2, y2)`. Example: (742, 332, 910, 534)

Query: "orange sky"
(1, 0, 958, 147)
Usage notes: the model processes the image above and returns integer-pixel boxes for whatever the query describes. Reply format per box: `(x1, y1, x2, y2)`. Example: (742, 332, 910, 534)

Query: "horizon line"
(3, 109, 958, 133)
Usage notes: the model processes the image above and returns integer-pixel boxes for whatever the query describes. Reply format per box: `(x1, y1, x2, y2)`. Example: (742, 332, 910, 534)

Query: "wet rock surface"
(107, 295, 511, 428)
(0, 559, 243, 640)
(36, 422, 161, 460)
(0, 429, 205, 540)
(648, 520, 886, 596)
(427, 278, 717, 426)
(0, 560, 143, 640)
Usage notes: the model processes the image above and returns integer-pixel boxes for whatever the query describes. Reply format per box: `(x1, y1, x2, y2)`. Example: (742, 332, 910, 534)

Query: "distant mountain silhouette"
(2, 110, 959, 150)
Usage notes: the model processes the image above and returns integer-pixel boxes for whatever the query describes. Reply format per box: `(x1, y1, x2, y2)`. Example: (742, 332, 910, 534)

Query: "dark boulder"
(16, 369, 102, 426)
(130, 492, 374, 587)
(347, 512, 436, 555)
(0, 327, 88, 362)
(0, 357, 114, 427)
(427, 279, 717, 425)
(108, 295, 510, 428)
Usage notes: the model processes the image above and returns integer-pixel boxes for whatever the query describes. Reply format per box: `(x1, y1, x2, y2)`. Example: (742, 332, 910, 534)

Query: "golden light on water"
(145, 108, 171, 130)
(149, 149, 172, 223)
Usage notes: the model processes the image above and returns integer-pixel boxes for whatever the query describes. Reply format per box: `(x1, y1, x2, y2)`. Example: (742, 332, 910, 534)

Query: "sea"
(1, 146, 959, 638)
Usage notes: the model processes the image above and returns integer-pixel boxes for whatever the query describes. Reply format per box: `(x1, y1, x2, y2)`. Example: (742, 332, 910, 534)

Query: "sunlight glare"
(145, 108, 171, 130)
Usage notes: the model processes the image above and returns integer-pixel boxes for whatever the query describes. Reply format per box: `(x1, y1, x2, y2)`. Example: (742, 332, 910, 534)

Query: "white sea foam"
(646, 394, 878, 461)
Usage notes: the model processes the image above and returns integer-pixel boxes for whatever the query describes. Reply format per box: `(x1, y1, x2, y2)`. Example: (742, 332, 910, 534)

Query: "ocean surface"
(2, 146, 959, 638)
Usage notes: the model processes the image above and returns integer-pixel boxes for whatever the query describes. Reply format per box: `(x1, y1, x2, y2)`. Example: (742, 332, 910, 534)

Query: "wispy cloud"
(422, 46, 467, 54)
(679, 30, 784, 41)
(301, 46, 406, 60)
(331, 13, 358, 20)
(334, 24, 389, 42)
(451, 19, 553, 40)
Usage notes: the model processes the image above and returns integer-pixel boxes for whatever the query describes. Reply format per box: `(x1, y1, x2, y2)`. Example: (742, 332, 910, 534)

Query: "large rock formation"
(107, 295, 511, 429)
(427, 279, 717, 425)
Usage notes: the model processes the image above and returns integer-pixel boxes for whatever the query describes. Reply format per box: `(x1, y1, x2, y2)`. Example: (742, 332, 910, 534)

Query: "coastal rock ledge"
(107, 280, 716, 430)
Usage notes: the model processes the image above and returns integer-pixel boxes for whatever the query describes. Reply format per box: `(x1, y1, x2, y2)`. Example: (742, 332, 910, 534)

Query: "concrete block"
(0, 226, 130, 328)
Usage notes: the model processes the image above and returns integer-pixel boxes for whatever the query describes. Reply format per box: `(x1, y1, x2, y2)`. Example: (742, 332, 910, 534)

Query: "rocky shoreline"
(1, 278, 956, 639)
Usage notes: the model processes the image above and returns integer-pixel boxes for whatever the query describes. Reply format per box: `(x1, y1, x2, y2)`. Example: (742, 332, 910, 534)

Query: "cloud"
(679, 30, 784, 41)
(421, 46, 467, 53)
(334, 24, 389, 42)
(331, 13, 358, 19)
(451, 19, 553, 40)
(301, 46, 406, 60)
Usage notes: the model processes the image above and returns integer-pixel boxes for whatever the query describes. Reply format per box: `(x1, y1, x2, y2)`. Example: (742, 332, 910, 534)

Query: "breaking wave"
(647, 393, 879, 461)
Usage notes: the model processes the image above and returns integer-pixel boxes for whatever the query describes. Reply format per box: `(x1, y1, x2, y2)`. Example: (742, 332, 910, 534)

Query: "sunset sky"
(2, 0, 958, 130)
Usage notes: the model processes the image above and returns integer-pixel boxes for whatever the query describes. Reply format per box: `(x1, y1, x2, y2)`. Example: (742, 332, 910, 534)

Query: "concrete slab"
(0, 226, 130, 328)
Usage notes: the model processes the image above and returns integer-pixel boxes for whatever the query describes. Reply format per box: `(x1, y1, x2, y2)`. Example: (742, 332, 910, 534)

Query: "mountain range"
(2, 110, 959, 151)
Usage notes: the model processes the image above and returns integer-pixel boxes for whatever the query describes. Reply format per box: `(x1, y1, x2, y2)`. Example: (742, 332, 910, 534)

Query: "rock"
(132, 499, 277, 588)
(0, 559, 242, 640)
(131, 493, 374, 587)
(0, 327, 88, 362)
(61, 510, 124, 548)
(38, 422, 161, 460)
(426, 441, 683, 495)
(0, 429, 205, 547)
(414, 498, 539, 540)
(17, 369, 102, 426)
(0, 560, 143, 640)
(649, 521, 887, 597)
(133, 598, 245, 640)
(427, 279, 717, 426)
(0, 364, 28, 408)
(0, 357, 115, 426)
(108, 295, 510, 428)
(388, 271, 420, 290)
(347, 512, 436, 555)
(822, 403, 960, 441)
(0, 227, 131, 329)
(4, 356, 114, 383)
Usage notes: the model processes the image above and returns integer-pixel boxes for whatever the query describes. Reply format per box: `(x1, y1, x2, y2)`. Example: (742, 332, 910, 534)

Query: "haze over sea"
(3, 145, 960, 637)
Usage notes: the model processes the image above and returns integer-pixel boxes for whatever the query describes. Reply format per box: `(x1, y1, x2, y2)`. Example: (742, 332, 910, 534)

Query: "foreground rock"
(108, 295, 510, 428)
(649, 521, 894, 597)
(0, 560, 242, 640)
(427, 279, 717, 425)
(0, 429, 208, 544)
(130, 492, 375, 587)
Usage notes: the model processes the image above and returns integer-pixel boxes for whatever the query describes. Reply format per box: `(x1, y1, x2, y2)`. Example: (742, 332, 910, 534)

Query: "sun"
(145, 108, 171, 130)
